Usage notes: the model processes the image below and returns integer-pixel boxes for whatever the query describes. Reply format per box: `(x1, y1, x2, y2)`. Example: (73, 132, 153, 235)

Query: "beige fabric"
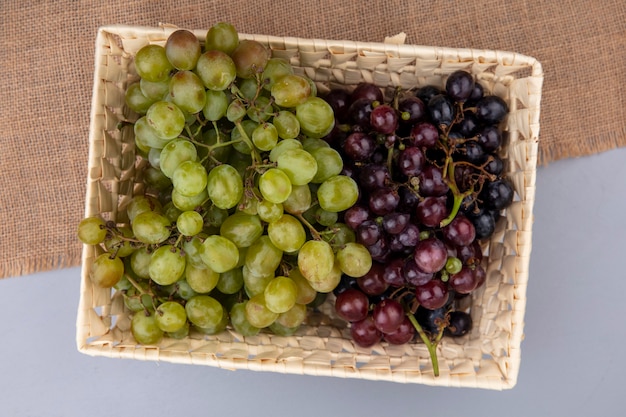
(1, 0, 624, 279)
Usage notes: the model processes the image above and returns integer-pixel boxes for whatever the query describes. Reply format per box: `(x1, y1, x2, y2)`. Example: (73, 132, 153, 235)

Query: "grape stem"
(294, 212, 323, 241)
(406, 311, 441, 377)
(235, 121, 262, 165)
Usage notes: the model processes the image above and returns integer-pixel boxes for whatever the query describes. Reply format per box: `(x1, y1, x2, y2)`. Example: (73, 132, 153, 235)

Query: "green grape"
(264, 276, 298, 314)
(445, 256, 463, 275)
(235, 77, 260, 101)
(171, 187, 208, 212)
(219, 212, 263, 248)
(182, 235, 207, 268)
(252, 123, 278, 151)
(305, 76, 318, 97)
(244, 235, 283, 276)
(104, 225, 135, 257)
(227, 149, 253, 178)
(200, 235, 239, 273)
(165, 29, 201, 70)
(231, 39, 270, 79)
(307, 258, 341, 293)
(289, 268, 317, 305)
(146, 101, 186, 140)
(314, 207, 338, 227)
(269, 321, 300, 336)
(237, 195, 258, 215)
(135, 44, 174, 82)
(114, 269, 133, 291)
(202, 89, 230, 121)
(162, 201, 183, 222)
(276, 148, 318, 185)
(176, 210, 204, 236)
(269, 138, 302, 162)
(295, 96, 335, 138)
(257, 200, 283, 223)
(247, 96, 273, 123)
(201, 128, 232, 164)
(271, 74, 311, 108)
(140, 77, 170, 101)
(172, 279, 198, 300)
(155, 301, 187, 332)
(185, 263, 219, 294)
(143, 166, 171, 191)
(149, 245, 186, 286)
(217, 267, 244, 294)
(283, 184, 312, 215)
(167, 322, 190, 339)
(225, 100, 246, 124)
(204, 204, 229, 227)
(194, 309, 229, 335)
(196, 50, 237, 91)
(159, 138, 198, 178)
(261, 58, 294, 91)
(90, 253, 124, 288)
(126, 194, 162, 222)
(316, 175, 359, 212)
(245, 293, 278, 328)
(230, 302, 261, 336)
(77, 216, 107, 245)
(301, 137, 329, 152)
(242, 265, 274, 297)
(322, 222, 356, 248)
(267, 214, 306, 253)
(259, 168, 292, 204)
(130, 246, 152, 279)
(131, 210, 171, 244)
(125, 82, 154, 114)
(172, 160, 208, 197)
(147, 147, 161, 169)
(335, 242, 372, 278)
(205, 22, 239, 55)
(206, 164, 243, 210)
(134, 116, 171, 150)
(185, 295, 224, 329)
(124, 288, 154, 313)
(131, 311, 164, 345)
(310, 147, 343, 183)
(231, 119, 258, 155)
(272, 111, 300, 140)
(276, 303, 307, 328)
(169, 70, 206, 114)
(297, 240, 335, 284)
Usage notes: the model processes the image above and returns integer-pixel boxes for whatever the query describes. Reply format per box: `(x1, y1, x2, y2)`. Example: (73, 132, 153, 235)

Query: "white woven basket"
(77, 24, 543, 390)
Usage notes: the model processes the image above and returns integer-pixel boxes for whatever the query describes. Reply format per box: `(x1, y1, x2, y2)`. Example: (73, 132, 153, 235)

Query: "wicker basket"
(77, 24, 543, 390)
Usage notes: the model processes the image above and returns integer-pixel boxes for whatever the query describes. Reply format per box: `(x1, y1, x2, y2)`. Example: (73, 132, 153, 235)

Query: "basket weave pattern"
(77, 25, 543, 390)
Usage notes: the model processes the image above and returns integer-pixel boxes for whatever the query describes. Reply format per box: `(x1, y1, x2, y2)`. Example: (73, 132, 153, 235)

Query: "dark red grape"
(372, 299, 405, 334)
(359, 164, 390, 191)
(403, 258, 433, 286)
(398, 187, 420, 213)
(418, 165, 449, 196)
(356, 219, 382, 246)
(357, 262, 388, 296)
(457, 240, 483, 264)
(350, 316, 382, 347)
(477, 125, 502, 152)
(469, 210, 497, 239)
(445, 70, 475, 103)
(476, 95, 508, 125)
(343, 132, 376, 161)
(415, 279, 449, 310)
(344, 205, 371, 230)
(348, 98, 374, 128)
(466, 82, 484, 105)
(398, 96, 426, 125)
(444, 311, 472, 337)
(397, 223, 420, 247)
(442, 214, 476, 247)
(383, 257, 405, 287)
(370, 104, 399, 134)
(473, 264, 486, 289)
(413, 237, 448, 273)
(427, 94, 456, 127)
(409, 121, 439, 148)
(453, 111, 480, 137)
(335, 288, 370, 322)
(415, 305, 447, 334)
(397, 146, 425, 177)
(323, 89, 351, 123)
(368, 187, 400, 215)
(485, 154, 504, 176)
(381, 212, 410, 234)
(448, 266, 478, 294)
(415, 196, 449, 228)
(415, 85, 442, 105)
(351, 82, 384, 103)
(383, 316, 415, 344)
(460, 141, 486, 165)
(482, 179, 514, 210)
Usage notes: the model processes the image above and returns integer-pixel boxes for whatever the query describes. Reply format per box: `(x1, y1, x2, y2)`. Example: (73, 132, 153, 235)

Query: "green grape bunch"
(78, 22, 371, 346)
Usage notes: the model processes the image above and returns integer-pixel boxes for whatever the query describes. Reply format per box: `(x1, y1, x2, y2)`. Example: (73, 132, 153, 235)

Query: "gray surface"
(1, 148, 625, 416)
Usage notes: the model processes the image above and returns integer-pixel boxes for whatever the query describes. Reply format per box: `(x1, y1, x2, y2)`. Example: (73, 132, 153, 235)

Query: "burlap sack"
(1, 0, 624, 279)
